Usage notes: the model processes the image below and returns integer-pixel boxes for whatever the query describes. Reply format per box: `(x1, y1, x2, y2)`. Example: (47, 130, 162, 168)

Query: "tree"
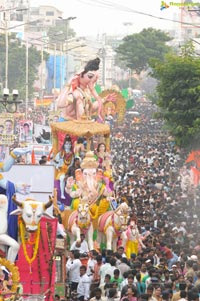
(0, 34, 48, 102)
(149, 42, 200, 151)
(115, 28, 171, 73)
(47, 21, 76, 44)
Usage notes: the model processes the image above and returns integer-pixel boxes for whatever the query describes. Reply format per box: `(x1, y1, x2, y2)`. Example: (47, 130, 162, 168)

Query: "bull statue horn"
(12, 194, 23, 208)
(44, 197, 53, 209)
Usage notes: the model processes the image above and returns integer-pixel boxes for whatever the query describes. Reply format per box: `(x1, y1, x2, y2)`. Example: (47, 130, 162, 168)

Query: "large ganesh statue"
(66, 150, 114, 217)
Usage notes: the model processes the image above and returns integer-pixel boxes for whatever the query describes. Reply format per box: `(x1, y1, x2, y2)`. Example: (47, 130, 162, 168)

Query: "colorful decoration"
(18, 217, 40, 267)
(121, 88, 129, 99)
(99, 89, 126, 123)
(16, 217, 57, 299)
(0, 257, 20, 296)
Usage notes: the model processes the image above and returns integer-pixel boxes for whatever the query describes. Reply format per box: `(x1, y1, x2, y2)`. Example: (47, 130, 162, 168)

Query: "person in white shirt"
(70, 234, 89, 255)
(66, 250, 82, 292)
(100, 257, 112, 286)
(105, 258, 118, 279)
(87, 250, 98, 281)
(77, 265, 91, 301)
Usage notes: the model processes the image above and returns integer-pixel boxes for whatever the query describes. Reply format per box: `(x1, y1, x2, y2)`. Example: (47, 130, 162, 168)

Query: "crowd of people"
(62, 99, 200, 301)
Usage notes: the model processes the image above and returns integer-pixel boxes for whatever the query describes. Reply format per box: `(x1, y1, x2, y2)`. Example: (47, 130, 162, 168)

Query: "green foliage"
(0, 34, 48, 101)
(47, 22, 76, 43)
(115, 28, 171, 73)
(149, 42, 200, 150)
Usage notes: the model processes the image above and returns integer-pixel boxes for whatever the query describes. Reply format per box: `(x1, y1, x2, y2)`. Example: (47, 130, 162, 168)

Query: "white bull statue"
(61, 201, 94, 250)
(11, 194, 53, 232)
(97, 202, 129, 251)
(0, 194, 53, 263)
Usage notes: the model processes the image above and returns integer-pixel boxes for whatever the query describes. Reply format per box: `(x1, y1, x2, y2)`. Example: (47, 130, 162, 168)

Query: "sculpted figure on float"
(56, 57, 115, 122)
(56, 57, 103, 121)
(0, 147, 54, 263)
(61, 200, 94, 250)
(11, 195, 53, 232)
(98, 202, 129, 251)
(54, 135, 74, 200)
(0, 191, 53, 264)
(121, 215, 146, 259)
(0, 194, 20, 263)
(66, 151, 113, 217)
(0, 147, 31, 263)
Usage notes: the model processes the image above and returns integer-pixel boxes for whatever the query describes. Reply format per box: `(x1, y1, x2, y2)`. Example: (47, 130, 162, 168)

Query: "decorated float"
(0, 148, 58, 301)
(0, 56, 143, 301)
(50, 57, 131, 260)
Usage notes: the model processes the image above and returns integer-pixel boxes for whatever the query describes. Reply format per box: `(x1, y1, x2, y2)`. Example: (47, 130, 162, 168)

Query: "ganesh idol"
(65, 151, 114, 217)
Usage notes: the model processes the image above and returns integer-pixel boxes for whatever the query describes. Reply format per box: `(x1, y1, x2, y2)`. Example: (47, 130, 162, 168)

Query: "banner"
(19, 120, 33, 143)
(34, 124, 51, 144)
(0, 113, 15, 145)
(35, 97, 54, 107)
(29, 143, 52, 163)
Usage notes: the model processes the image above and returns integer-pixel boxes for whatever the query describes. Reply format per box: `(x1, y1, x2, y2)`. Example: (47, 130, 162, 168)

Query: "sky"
(30, 0, 182, 37)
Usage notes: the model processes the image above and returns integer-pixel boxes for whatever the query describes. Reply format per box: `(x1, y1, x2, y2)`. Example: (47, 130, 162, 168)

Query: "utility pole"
(58, 16, 76, 82)
(98, 47, 106, 87)
(25, 0, 30, 119)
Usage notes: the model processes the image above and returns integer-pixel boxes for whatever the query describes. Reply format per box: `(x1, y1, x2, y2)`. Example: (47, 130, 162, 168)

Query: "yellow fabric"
(97, 198, 110, 216)
(71, 198, 80, 210)
(0, 162, 3, 179)
(71, 182, 110, 215)
(72, 198, 110, 216)
(90, 203, 99, 219)
(126, 240, 139, 259)
(10, 152, 17, 159)
(55, 165, 69, 180)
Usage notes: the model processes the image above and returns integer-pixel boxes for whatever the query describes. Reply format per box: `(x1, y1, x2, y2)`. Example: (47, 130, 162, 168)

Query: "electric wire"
(75, 0, 200, 28)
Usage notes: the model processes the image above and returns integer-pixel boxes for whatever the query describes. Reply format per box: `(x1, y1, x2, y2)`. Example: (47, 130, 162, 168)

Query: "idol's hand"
(12, 147, 31, 157)
(15, 183, 31, 195)
(104, 93, 117, 102)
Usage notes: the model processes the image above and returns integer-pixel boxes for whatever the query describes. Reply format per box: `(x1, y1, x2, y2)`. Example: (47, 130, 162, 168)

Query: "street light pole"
(40, 42, 44, 100)
(1, 7, 29, 90)
(58, 16, 77, 82)
(5, 20, 8, 89)
(60, 43, 63, 90)
(25, 0, 30, 119)
(25, 38, 29, 119)
(53, 43, 57, 103)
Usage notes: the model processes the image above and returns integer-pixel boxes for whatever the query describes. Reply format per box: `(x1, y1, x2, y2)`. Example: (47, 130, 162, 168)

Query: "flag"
(126, 99, 135, 109)
(121, 88, 129, 99)
(186, 150, 200, 168)
(31, 149, 36, 165)
(95, 84, 102, 94)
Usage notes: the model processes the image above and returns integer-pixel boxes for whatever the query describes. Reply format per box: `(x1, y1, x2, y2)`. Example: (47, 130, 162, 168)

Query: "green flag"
(95, 84, 102, 94)
(126, 99, 135, 109)
(121, 88, 128, 99)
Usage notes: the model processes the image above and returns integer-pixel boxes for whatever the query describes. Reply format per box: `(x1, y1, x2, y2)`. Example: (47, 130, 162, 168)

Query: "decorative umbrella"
(51, 118, 110, 154)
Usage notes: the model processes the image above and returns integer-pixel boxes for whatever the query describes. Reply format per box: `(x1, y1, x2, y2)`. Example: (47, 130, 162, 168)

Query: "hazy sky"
(31, 0, 181, 37)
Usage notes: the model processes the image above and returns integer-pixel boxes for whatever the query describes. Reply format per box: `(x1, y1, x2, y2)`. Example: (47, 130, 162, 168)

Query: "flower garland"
(18, 217, 40, 267)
